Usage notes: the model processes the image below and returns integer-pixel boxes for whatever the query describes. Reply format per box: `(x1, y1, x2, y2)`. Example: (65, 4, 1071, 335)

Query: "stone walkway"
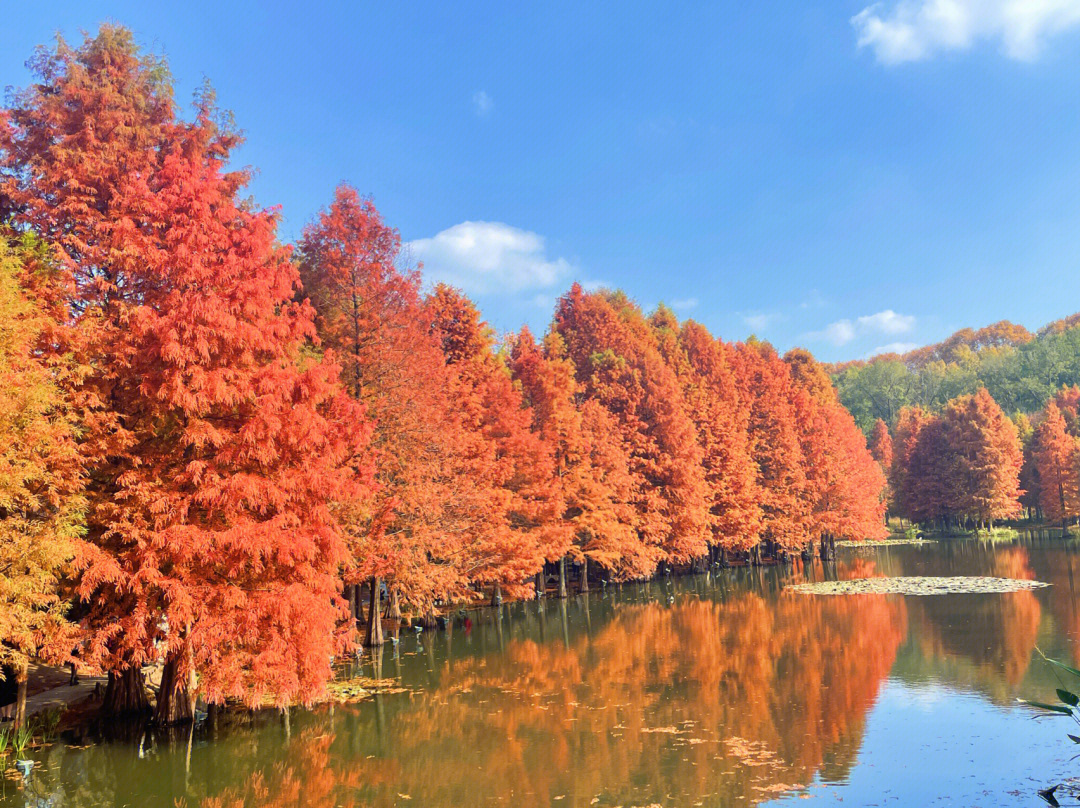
(23, 676, 107, 717)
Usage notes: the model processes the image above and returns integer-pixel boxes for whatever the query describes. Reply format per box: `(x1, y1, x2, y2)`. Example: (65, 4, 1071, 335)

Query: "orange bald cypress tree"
(869, 418, 894, 520)
(649, 309, 761, 556)
(1053, 386, 1080, 437)
(0, 235, 85, 728)
(906, 414, 962, 528)
(508, 328, 642, 586)
(869, 419, 893, 475)
(941, 389, 1023, 528)
(1033, 402, 1080, 531)
(553, 285, 708, 570)
(786, 349, 887, 550)
(427, 285, 555, 602)
(890, 406, 932, 525)
(0, 28, 375, 720)
(298, 185, 464, 642)
(730, 341, 809, 557)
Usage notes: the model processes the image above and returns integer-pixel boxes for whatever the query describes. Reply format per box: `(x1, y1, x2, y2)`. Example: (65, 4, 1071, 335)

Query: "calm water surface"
(5, 537, 1080, 807)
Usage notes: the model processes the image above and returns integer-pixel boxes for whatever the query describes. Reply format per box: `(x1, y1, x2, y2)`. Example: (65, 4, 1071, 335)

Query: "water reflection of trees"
(895, 547, 1042, 702)
(1029, 546, 1080, 665)
(15, 543, 1075, 808)
(308, 585, 902, 807)
(15, 584, 899, 807)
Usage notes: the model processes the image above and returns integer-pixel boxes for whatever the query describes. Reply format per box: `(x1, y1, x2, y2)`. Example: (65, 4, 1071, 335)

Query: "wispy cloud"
(821, 320, 858, 346)
(743, 312, 782, 332)
(805, 309, 916, 346)
(671, 297, 698, 311)
(856, 309, 915, 334)
(852, 0, 1080, 64)
(407, 221, 573, 295)
(472, 90, 493, 116)
(868, 341, 920, 357)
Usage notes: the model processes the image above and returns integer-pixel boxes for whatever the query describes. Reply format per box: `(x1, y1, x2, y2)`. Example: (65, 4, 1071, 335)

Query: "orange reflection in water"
(194, 582, 907, 808)
(905, 547, 1042, 700)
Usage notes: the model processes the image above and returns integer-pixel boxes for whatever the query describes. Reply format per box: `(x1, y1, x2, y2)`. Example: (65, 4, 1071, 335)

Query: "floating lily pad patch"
(835, 538, 934, 548)
(786, 576, 1049, 596)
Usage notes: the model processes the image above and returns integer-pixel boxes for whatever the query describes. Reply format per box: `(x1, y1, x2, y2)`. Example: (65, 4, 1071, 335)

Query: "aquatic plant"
(10, 722, 34, 758)
(37, 707, 62, 743)
(1019, 650, 1080, 806)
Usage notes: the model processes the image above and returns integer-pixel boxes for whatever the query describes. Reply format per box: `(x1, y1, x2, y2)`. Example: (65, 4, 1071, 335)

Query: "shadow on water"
(5, 538, 1080, 807)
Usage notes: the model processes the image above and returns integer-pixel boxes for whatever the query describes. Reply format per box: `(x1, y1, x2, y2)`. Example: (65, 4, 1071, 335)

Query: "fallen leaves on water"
(326, 676, 408, 703)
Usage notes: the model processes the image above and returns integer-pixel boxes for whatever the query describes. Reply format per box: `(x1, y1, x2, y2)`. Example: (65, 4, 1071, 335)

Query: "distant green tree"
(833, 320, 1080, 431)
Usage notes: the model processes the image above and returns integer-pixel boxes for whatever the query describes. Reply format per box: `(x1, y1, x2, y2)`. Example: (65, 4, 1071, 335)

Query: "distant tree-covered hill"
(829, 315, 1080, 432)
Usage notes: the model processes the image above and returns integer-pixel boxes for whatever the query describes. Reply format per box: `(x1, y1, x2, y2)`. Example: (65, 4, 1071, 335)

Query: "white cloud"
(472, 90, 493, 116)
(805, 309, 916, 346)
(808, 319, 859, 346)
(852, 0, 1080, 64)
(868, 341, 920, 357)
(856, 309, 915, 334)
(671, 297, 698, 311)
(407, 221, 573, 295)
(743, 312, 780, 331)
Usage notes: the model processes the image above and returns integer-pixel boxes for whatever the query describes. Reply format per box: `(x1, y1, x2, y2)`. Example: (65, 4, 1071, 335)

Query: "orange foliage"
(0, 24, 925, 701)
(731, 342, 810, 550)
(891, 391, 1023, 528)
(0, 28, 376, 709)
(1033, 401, 1080, 528)
(553, 285, 708, 567)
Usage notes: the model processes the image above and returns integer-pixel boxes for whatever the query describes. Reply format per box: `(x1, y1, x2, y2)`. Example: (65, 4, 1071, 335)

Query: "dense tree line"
(874, 380, 1080, 537)
(884, 389, 1024, 532)
(832, 319, 1080, 432)
(0, 28, 885, 726)
(851, 337, 1080, 537)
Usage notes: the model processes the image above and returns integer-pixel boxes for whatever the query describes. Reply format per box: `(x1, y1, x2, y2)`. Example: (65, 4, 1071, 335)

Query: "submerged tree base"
(786, 576, 1049, 596)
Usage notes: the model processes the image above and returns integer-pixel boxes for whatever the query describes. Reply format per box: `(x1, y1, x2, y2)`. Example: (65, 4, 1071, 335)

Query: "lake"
(4, 536, 1079, 807)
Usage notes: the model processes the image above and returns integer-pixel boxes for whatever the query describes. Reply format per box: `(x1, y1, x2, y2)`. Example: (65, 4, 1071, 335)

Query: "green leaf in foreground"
(1017, 699, 1074, 715)
(1044, 657, 1080, 679)
(1057, 689, 1079, 707)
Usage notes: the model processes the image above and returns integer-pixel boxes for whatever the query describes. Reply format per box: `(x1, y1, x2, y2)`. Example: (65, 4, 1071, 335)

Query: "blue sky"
(5, 1, 1080, 361)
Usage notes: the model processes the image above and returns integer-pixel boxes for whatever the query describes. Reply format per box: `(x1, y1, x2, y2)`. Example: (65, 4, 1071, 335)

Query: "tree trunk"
(557, 557, 568, 598)
(491, 583, 503, 607)
(580, 556, 589, 594)
(12, 659, 28, 730)
(366, 576, 385, 646)
(535, 571, 544, 599)
(103, 666, 151, 716)
(347, 583, 363, 628)
(154, 652, 193, 726)
(389, 589, 402, 638)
